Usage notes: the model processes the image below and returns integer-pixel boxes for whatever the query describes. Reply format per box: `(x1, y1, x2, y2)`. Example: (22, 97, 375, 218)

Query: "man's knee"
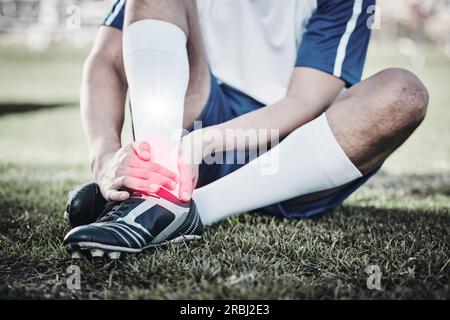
(379, 68, 429, 129)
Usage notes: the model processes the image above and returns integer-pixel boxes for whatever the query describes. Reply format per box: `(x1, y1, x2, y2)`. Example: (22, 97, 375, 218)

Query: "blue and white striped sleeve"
(296, 0, 375, 87)
(101, 0, 126, 31)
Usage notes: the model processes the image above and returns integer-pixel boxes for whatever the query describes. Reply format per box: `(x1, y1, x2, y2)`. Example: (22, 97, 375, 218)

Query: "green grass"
(0, 43, 449, 299)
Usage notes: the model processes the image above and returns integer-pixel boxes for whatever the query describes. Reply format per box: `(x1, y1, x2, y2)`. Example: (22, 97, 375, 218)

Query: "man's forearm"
(191, 67, 345, 156)
(190, 95, 331, 159)
(80, 54, 127, 172)
(205, 96, 321, 150)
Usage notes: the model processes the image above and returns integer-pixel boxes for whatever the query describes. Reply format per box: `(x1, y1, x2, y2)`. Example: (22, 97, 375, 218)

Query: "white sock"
(123, 20, 189, 195)
(193, 113, 363, 225)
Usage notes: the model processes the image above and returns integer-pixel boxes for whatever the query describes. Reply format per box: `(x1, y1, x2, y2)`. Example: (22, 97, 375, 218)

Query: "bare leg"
(124, 0, 210, 128)
(285, 68, 429, 205)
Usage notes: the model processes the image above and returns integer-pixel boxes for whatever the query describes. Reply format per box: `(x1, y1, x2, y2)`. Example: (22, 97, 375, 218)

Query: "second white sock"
(193, 113, 362, 225)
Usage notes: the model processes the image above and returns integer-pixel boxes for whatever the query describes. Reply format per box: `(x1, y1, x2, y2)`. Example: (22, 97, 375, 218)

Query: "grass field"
(0, 42, 449, 300)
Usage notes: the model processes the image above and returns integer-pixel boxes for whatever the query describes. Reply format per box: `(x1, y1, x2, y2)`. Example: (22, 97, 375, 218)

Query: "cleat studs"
(71, 251, 82, 259)
(108, 252, 121, 259)
(90, 249, 104, 258)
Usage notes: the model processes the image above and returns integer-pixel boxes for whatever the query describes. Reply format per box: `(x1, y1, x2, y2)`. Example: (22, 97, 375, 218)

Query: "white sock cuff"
(305, 113, 362, 186)
(124, 19, 187, 58)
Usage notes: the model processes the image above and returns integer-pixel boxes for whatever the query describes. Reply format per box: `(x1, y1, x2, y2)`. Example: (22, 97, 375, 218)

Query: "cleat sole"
(65, 235, 201, 257)
(71, 251, 82, 259)
(90, 249, 104, 258)
(107, 251, 121, 259)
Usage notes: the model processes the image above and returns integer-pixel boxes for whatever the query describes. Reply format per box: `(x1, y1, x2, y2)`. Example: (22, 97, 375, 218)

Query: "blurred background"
(1, 1, 448, 300)
(0, 0, 449, 178)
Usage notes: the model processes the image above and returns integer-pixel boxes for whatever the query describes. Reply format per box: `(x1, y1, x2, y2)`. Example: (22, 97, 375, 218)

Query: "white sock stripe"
(104, 0, 125, 26)
(102, 226, 132, 247)
(333, 0, 363, 78)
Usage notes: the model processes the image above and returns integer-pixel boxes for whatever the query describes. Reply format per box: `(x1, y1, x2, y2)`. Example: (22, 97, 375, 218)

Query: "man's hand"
(178, 131, 203, 202)
(93, 141, 179, 201)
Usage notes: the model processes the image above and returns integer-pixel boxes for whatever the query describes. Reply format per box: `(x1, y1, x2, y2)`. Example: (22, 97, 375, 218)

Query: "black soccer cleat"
(64, 182, 107, 228)
(63, 188, 203, 259)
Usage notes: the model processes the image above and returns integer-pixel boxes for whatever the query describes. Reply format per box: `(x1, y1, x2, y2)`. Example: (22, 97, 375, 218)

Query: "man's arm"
(189, 67, 345, 154)
(80, 27, 127, 172)
(177, 67, 345, 201)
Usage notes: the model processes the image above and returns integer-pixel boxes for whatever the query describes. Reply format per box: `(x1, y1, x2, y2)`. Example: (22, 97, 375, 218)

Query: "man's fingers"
(127, 154, 148, 168)
(106, 189, 130, 202)
(131, 141, 151, 161)
(150, 173, 177, 190)
(178, 162, 195, 202)
(128, 156, 178, 181)
(126, 168, 177, 190)
(179, 182, 193, 202)
(150, 162, 179, 182)
(112, 176, 162, 194)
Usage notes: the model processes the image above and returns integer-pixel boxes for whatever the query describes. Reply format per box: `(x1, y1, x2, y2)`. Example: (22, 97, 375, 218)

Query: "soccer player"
(63, 0, 429, 258)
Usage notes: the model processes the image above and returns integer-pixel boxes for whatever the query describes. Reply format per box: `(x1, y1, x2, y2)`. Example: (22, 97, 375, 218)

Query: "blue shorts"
(187, 74, 380, 219)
